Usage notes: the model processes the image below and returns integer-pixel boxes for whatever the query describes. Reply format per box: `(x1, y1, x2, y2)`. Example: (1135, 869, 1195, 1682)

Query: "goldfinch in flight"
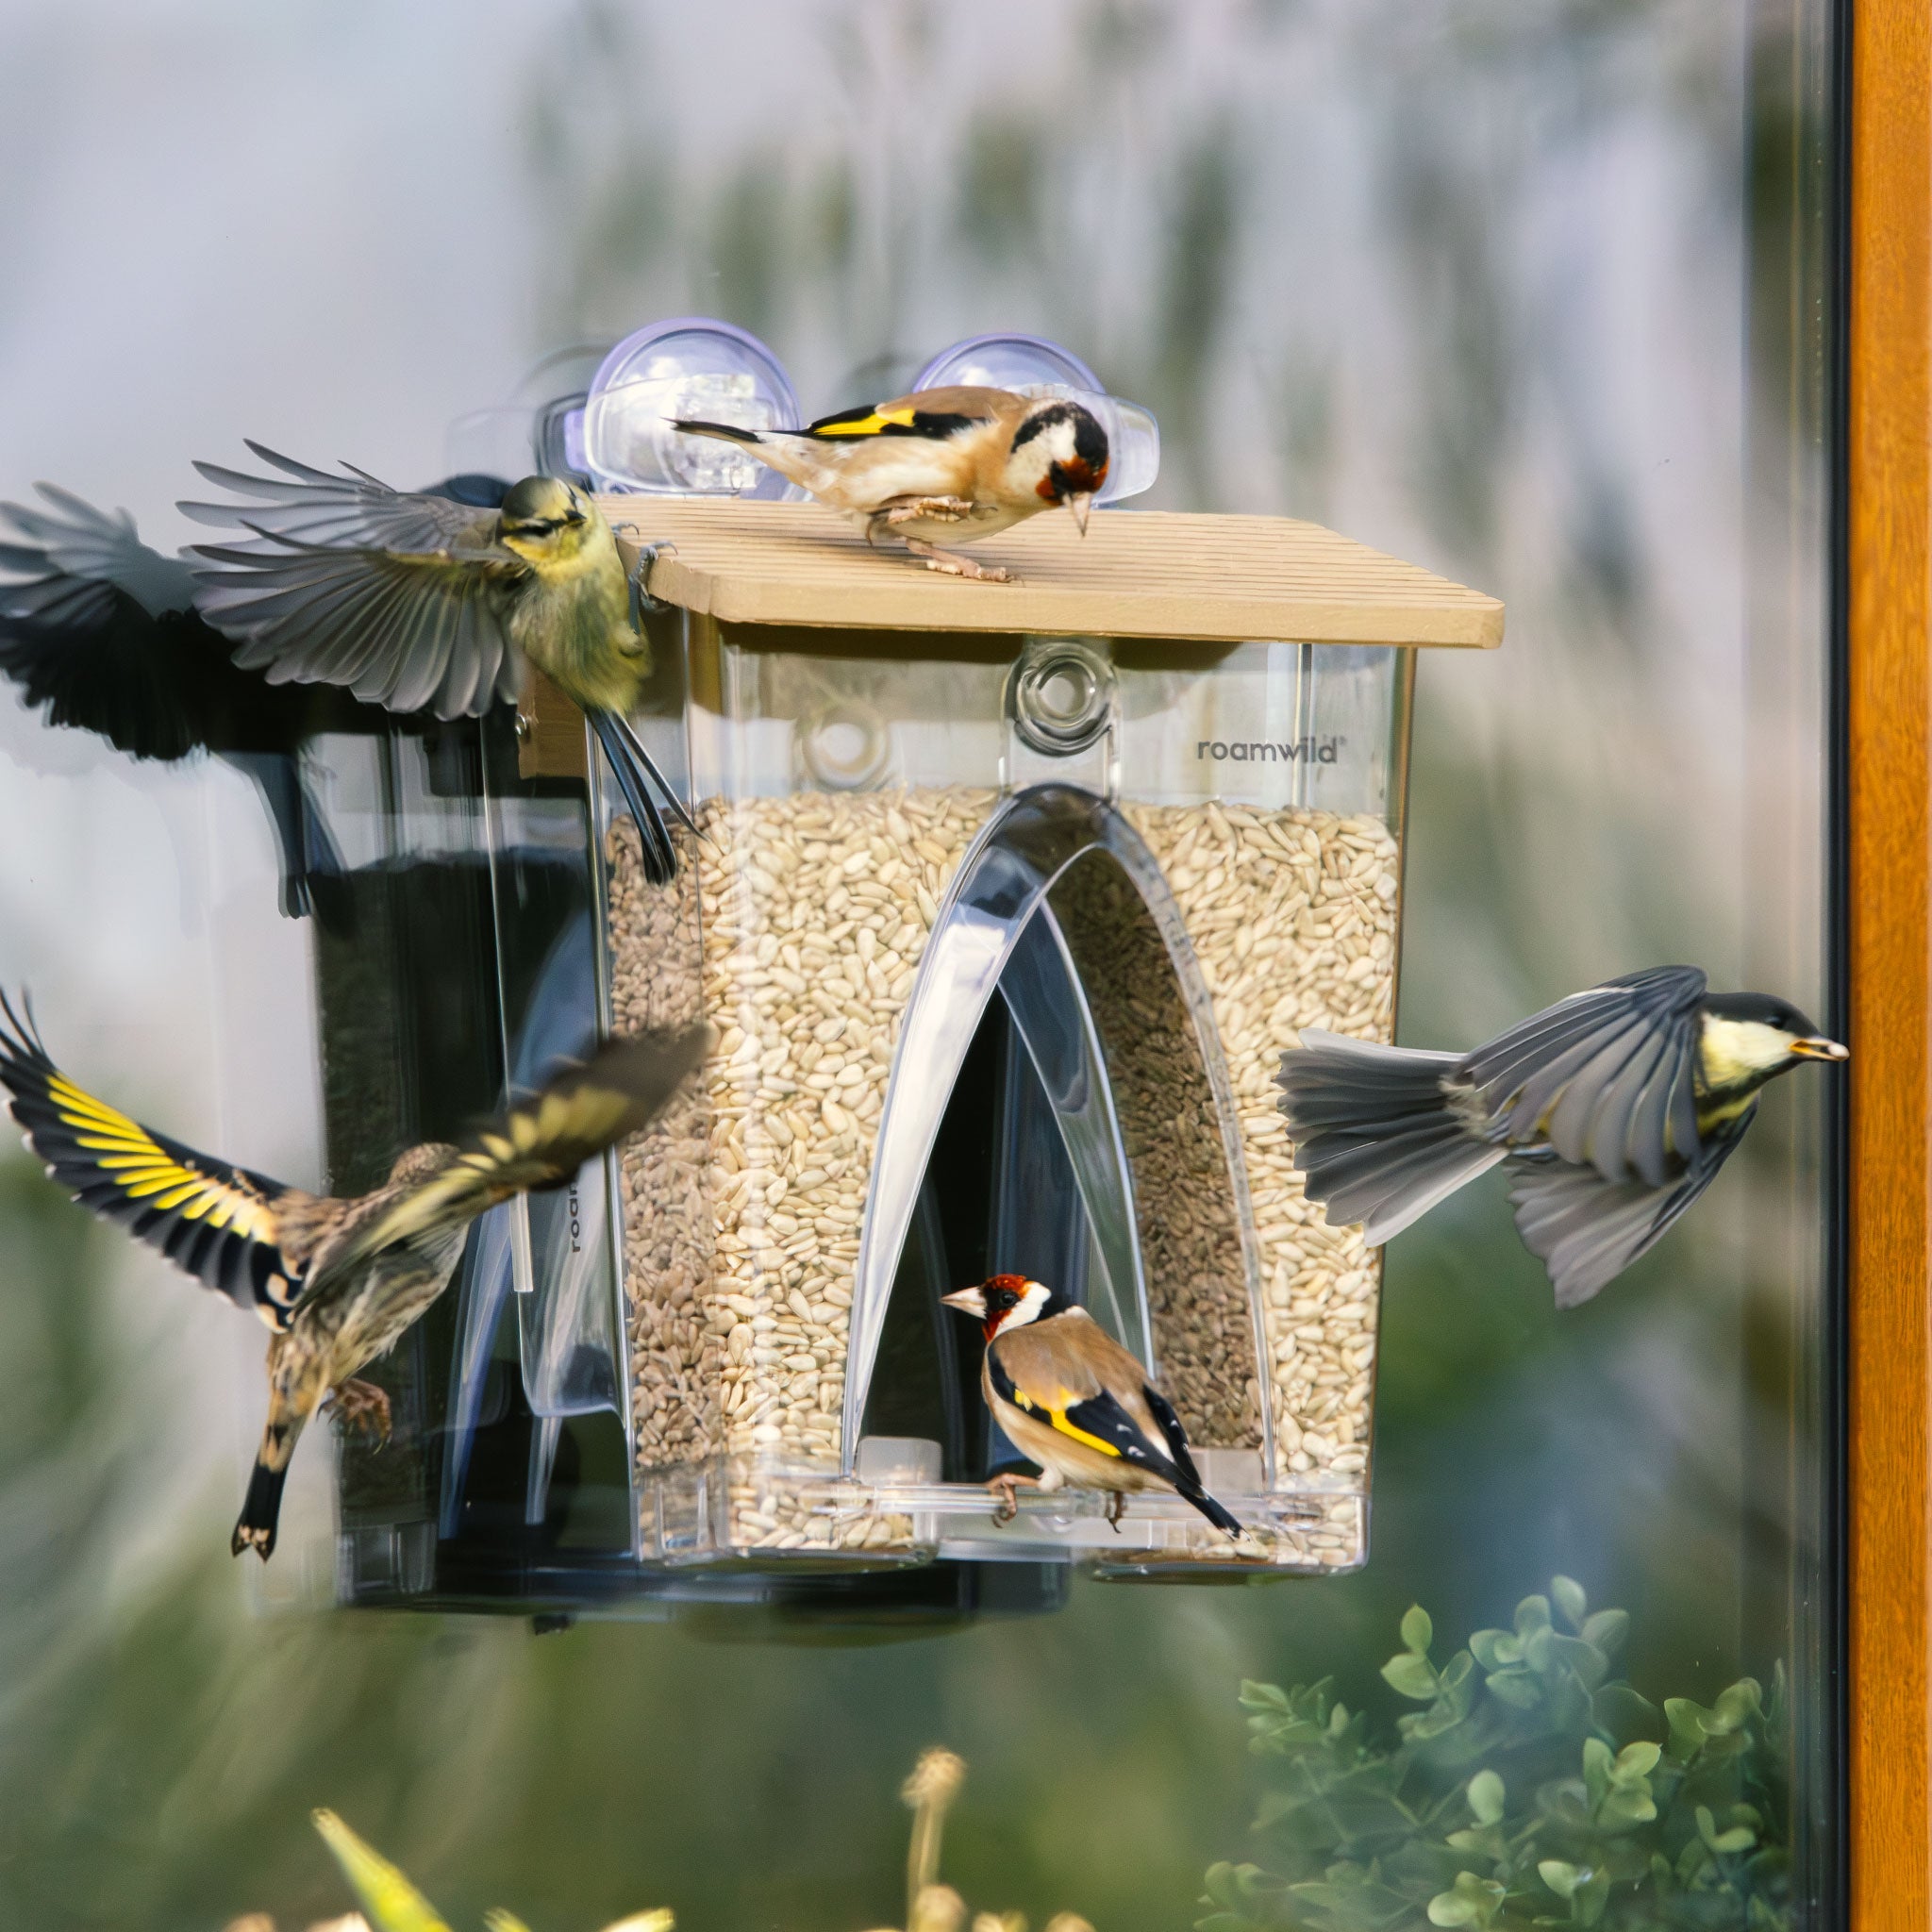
(0, 484, 391, 923)
(673, 387, 1110, 581)
(181, 447, 697, 885)
(0, 994, 710, 1558)
(941, 1274, 1242, 1536)
(1275, 965, 1847, 1307)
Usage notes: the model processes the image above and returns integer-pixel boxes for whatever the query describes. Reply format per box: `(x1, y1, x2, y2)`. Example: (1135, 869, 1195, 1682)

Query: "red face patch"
(979, 1273, 1033, 1339)
(1040, 457, 1108, 503)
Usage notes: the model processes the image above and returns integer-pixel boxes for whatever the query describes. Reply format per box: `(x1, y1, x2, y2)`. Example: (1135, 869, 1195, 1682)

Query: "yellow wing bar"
(1040, 1400, 1126, 1460)
(329, 1025, 712, 1274)
(806, 406, 920, 437)
(47, 1072, 282, 1237)
(0, 995, 304, 1324)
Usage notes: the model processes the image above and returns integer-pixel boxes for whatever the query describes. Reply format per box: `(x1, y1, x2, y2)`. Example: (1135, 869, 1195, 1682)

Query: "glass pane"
(0, 6, 1840, 1930)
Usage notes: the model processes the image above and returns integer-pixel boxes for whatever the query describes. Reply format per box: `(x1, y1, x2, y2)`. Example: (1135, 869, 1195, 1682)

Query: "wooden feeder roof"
(610, 498, 1505, 649)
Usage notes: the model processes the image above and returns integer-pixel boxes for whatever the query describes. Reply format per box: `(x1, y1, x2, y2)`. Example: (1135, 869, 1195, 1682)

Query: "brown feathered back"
(865, 385, 1024, 425)
(990, 1309, 1163, 1437)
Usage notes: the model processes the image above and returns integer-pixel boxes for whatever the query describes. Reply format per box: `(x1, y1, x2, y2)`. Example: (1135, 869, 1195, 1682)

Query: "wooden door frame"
(1847, 0, 1931, 1917)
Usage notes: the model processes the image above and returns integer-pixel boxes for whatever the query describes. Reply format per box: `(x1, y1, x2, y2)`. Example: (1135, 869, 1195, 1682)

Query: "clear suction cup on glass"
(911, 332, 1159, 504)
(583, 318, 803, 498)
(445, 343, 610, 491)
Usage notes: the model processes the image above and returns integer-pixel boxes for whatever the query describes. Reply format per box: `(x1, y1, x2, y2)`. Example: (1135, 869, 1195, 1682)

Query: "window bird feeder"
(309, 496, 1500, 1604)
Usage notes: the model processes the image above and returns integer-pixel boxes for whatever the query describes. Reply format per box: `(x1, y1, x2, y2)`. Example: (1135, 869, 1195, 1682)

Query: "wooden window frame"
(1847, 0, 1932, 1918)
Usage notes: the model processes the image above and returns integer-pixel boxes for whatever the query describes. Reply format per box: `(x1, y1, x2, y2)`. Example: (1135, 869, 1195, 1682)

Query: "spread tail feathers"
(1275, 1030, 1506, 1244)
(232, 1457, 289, 1560)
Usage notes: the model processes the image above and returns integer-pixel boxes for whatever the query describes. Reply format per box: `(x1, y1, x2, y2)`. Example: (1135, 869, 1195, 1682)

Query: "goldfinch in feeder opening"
(0, 995, 711, 1559)
(671, 388, 1110, 581)
(941, 1274, 1242, 1536)
(1274, 965, 1847, 1308)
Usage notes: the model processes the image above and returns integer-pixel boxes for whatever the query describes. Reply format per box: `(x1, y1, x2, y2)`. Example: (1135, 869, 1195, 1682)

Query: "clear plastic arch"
(840, 783, 1273, 1479)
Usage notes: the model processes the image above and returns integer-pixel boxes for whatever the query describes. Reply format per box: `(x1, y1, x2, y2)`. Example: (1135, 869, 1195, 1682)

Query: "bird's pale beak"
(1066, 492, 1094, 536)
(941, 1286, 988, 1319)
(1790, 1036, 1850, 1061)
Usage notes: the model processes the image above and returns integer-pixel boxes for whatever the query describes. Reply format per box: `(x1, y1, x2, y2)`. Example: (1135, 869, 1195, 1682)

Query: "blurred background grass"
(0, 2, 1837, 1927)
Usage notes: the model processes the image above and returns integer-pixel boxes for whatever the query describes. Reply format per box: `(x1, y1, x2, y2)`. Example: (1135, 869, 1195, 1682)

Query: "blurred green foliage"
(308, 1804, 669, 1932)
(1203, 1581, 1788, 1932)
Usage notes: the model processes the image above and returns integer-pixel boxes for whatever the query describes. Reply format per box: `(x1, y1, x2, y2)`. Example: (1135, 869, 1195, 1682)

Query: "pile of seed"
(1124, 800, 1400, 1546)
(727, 1474, 918, 1555)
(607, 789, 1395, 1570)
(606, 823, 717, 1473)
(609, 788, 994, 1554)
(1048, 854, 1261, 1453)
(1088, 1493, 1364, 1574)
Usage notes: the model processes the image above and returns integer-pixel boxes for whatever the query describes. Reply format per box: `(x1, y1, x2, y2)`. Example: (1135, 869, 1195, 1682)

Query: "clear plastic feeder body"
(1102, 641, 1413, 1573)
(605, 625, 1009, 1565)
(596, 598, 1416, 1575)
(306, 709, 643, 1605)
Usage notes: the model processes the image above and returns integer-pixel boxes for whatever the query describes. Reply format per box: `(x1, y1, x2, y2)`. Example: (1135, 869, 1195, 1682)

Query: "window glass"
(0, 5, 1840, 1927)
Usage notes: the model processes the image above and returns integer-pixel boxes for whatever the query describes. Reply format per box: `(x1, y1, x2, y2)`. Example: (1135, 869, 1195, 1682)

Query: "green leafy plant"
(1200, 1579, 1790, 1932)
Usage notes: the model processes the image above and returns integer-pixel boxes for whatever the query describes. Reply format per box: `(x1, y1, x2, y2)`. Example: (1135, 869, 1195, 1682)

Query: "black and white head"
(941, 1274, 1072, 1341)
(1007, 400, 1110, 532)
(1698, 991, 1847, 1091)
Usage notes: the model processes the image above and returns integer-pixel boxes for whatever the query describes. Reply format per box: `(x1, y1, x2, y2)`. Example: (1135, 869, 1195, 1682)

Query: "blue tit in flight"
(181, 447, 697, 885)
(1275, 965, 1847, 1307)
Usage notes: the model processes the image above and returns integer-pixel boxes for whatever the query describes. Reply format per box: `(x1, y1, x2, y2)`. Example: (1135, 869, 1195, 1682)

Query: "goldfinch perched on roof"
(1275, 966, 1847, 1307)
(672, 388, 1110, 581)
(0, 994, 710, 1558)
(181, 448, 698, 884)
(941, 1274, 1241, 1537)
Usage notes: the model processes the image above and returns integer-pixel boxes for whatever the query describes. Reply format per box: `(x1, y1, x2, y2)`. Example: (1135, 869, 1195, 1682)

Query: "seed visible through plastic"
(604, 790, 1398, 1570)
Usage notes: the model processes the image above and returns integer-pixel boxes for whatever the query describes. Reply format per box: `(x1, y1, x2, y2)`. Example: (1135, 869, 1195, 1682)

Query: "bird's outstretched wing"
(0, 993, 309, 1325)
(0, 485, 197, 610)
(0, 488, 221, 760)
(1504, 1106, 1755, 1307)
(987, 1346, 1190, 1487)
(183, 443, 527, 721)
(1457, 966, 1709, 1187)
(183, 443, 503, 555)
(793, 387, 1009, 441)
(331, 1024, 712, 1269)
